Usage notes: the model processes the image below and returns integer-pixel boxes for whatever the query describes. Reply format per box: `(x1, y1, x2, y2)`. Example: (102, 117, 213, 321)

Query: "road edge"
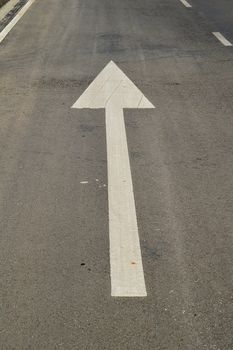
(0, 0, 35, 43)
(0, 0, 27, 33)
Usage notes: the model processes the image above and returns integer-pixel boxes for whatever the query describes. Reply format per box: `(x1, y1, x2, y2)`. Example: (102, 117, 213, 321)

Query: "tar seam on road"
(0, 0, 35, 43)
(212, 32, 233, 47)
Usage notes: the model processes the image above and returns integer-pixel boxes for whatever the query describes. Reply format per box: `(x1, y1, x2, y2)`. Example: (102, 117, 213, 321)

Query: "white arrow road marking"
(72, 61, 155, 297)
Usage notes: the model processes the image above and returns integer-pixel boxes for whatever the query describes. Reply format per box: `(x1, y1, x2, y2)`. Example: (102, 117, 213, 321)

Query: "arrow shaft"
(106, 101, 147, 297)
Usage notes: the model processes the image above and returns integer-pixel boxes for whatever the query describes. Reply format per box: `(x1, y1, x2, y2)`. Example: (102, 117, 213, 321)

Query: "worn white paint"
(179, 0, 192, 8)
(212, 32, 233, 47)
(0, 0, 36, 44)
(72, 61, 155, 297)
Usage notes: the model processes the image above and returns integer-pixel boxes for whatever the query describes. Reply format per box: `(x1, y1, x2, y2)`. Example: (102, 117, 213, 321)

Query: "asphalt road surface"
(0, 0, 233, 349)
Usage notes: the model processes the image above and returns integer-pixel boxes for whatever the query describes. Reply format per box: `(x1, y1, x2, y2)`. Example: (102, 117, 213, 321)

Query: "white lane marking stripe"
(0, 0, 20, 22)
(179, 0, 192, 8)
(0, 0, 36, 44)
(212, 32, 233, 47)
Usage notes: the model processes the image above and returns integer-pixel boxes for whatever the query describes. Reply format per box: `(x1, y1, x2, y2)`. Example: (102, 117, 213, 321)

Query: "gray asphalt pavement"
(0, 0, 233, 349)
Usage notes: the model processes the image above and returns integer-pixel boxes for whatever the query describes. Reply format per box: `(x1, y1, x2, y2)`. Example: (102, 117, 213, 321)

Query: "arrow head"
(72, 61, 155, 109)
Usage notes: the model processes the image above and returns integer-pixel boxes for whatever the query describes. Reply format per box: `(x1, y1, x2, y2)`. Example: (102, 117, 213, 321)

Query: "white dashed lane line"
(177, 0, 233, 48)
(212, 32, 233, 47)
(179, 0, 192, 8)
(178, 0, 233, 48)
